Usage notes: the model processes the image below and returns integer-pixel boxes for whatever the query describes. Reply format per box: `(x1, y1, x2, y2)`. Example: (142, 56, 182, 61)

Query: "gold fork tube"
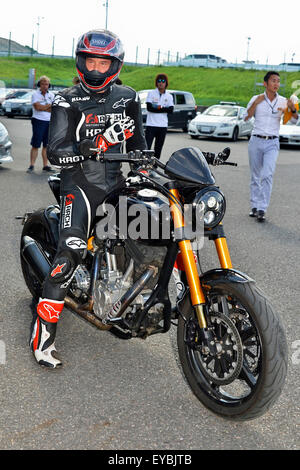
(169, 189, 207, 328)
(214, 236, 233, 269)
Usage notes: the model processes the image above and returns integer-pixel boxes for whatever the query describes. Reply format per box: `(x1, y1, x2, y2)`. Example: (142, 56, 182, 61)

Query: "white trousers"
(248, 136, 279, 212)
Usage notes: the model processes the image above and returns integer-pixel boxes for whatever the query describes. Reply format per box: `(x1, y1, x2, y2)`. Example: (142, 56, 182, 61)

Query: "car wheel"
(190, 135, 199, 140)
(232, 126, 239, 141)
(182, 120, 191, 133)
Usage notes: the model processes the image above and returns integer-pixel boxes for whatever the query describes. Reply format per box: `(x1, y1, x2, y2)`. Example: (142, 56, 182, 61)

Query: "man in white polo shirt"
(27, 75, 55, 173)
(145, 73, 174, 177)
(244, 71, 298, 222)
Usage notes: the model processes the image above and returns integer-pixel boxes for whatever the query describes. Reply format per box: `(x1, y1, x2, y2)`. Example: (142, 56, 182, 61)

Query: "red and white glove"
(95, 116, 135, 152)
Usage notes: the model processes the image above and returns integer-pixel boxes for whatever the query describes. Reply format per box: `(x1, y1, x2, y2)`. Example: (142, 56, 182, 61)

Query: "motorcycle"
(19, 146, 287, 421)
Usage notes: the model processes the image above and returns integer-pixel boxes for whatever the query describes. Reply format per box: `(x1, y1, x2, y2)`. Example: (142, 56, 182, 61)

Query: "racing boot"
(30, 298, 64, 368)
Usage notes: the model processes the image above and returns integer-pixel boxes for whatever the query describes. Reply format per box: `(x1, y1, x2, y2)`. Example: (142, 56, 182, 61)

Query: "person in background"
(72, 76, 80, 85)
(145, 73, 174, 177)
(244, 71, 298, 222)
(27, 75, 55, 173)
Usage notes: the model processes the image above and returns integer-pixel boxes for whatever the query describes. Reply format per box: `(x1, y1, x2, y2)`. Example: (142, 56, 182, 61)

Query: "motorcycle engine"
(93, 257, 134, 321)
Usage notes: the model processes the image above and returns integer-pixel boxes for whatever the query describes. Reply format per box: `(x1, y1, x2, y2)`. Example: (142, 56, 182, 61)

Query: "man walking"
(244, 71, 298, 222)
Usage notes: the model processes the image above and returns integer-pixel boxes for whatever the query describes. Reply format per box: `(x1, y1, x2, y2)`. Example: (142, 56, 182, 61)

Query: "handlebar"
(88, 147, 237, 167)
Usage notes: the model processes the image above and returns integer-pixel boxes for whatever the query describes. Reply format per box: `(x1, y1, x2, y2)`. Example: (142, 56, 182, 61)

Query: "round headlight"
(194, 188, 226, 228)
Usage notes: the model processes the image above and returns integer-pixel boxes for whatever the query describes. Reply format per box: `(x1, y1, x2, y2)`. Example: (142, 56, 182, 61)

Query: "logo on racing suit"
(86, 114, 99, 124)
(84, 112, 123, 137)
(63, 194, 75, 228)
(66, 237, 87, 250)
(53, 95, 70, 108)
(71, 96, 90, 102)
(51, 263, 67, 278)
(112, 98, 131, 109)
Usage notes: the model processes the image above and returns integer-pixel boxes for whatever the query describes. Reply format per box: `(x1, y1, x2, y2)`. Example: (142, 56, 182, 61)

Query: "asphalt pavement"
(0, 115, 299, 451)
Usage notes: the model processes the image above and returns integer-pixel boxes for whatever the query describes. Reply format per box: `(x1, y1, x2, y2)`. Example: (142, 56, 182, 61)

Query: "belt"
(253, 135, 278, 140)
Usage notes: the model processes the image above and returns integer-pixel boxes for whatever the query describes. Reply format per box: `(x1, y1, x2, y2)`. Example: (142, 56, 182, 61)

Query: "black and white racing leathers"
(30, 83, 146, 367)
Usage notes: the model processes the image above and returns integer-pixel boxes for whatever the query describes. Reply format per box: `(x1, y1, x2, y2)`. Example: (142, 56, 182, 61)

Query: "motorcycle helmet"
(75, 29, 124, 93)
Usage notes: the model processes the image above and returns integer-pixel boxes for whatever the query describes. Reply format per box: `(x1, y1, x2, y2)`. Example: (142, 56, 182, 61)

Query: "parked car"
(2, 90, 34, 118)
(279, 118, 300, 146)
(0, 121, 13, 164)
(138, 89, 197, 132)
(188, 102, 254, 141)
(0, 88, 18, 115)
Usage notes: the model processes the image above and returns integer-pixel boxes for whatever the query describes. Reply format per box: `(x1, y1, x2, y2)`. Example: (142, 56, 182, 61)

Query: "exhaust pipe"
(21, 236, 51, 282)
(21, 236, 111, 331)
(20, 236, 156, 333)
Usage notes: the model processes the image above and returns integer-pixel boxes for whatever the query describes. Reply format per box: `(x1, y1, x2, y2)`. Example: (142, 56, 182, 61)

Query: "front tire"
(232, 126, 239, 141)
(175, 281, 287, 421)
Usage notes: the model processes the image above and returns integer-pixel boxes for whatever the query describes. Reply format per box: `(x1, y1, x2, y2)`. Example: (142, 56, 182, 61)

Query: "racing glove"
(79, 117, 135, 157)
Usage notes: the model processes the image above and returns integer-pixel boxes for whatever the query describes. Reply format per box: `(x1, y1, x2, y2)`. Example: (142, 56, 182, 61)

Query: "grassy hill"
(1, 56, 299, 107)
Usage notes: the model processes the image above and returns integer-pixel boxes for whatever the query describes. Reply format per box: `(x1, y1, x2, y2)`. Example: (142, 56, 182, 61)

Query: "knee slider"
(49, 250, 78, 285)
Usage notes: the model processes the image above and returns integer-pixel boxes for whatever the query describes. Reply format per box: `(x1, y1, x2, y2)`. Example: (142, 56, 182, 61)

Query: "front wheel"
(175, 281, 287, 421)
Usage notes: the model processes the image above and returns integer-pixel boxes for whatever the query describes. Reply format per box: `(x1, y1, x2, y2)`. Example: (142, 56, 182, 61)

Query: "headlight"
(220, 123, 232, 128)
(193, 187, 226, 228)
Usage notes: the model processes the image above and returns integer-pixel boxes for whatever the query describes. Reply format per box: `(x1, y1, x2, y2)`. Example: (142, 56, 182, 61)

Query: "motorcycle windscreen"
(165, 147, 215, 185)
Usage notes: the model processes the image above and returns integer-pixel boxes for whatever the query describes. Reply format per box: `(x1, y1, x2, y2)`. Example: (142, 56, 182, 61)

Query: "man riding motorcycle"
(29, 29, 223, 368)
(30, 29, 147, 368)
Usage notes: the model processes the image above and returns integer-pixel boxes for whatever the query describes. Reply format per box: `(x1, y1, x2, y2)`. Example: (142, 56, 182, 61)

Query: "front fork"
(169, 189, 232, 330)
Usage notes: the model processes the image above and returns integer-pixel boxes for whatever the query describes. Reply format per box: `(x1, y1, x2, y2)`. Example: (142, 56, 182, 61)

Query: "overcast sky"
(2, 0, 300, 65)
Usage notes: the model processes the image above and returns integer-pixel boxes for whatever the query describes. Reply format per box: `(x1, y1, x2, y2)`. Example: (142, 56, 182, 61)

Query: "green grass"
(1, 57, 300, 106)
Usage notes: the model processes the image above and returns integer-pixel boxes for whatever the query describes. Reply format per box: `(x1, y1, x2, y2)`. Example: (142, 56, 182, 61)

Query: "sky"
(1, 0, 300, 66)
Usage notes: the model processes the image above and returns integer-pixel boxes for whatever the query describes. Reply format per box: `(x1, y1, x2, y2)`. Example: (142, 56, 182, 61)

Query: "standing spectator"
(145, 73, 174, 177)
(27, 75, 55, 173)
(244, 71, 298, 222)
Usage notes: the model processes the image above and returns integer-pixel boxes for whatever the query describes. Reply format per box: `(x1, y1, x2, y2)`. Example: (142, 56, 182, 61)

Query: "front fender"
(177, 268, 254, 317)
(200, 268, 254, 288)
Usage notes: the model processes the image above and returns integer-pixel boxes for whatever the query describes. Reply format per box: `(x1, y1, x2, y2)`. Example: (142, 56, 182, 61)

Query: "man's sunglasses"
(157, 79, 166, 83)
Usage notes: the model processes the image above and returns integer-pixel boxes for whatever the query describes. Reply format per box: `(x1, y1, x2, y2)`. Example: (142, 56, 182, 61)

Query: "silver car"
(0, 121, 13, 164)
(279, 118, 300, 146)
(188, 102, 254, 141)
(2, 90, 34, 118)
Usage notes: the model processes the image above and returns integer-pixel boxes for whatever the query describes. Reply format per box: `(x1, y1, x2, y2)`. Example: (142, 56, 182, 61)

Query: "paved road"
(0, 115, 299, 450)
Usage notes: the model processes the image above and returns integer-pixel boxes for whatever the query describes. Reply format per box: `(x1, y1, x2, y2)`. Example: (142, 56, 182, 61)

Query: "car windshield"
(6, 90, 30, 99)
(204, 106, 238, 117)
(18, 91, 33, 100)
(283, 118, 300, 126)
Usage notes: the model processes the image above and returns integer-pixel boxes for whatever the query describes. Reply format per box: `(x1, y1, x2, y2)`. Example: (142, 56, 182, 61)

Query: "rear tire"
(174, 281, 288, 421)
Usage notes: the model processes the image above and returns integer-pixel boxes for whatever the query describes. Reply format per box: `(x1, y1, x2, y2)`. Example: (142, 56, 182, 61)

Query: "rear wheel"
(175, 281, 287, 420)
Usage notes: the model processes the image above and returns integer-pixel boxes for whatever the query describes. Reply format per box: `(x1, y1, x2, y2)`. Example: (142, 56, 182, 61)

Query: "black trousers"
(145, 126, 168, 159)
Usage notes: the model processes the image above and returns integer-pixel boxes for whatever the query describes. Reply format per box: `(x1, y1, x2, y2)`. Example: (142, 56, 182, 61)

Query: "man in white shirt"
(27, 75, 55, 173)
(145, 74, 174, 176)
(244, 71, 298, 222)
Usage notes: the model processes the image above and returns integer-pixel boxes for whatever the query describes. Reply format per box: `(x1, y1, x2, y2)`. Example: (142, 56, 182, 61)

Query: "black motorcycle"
(20, 147, 287, 421)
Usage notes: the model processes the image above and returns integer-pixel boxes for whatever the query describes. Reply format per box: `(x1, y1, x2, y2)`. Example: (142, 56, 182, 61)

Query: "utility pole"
(52, 36, 55, 57)
(246, 37, 251, 62)
(36, 16, 45, 53)
(103, 0, 109, 29)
